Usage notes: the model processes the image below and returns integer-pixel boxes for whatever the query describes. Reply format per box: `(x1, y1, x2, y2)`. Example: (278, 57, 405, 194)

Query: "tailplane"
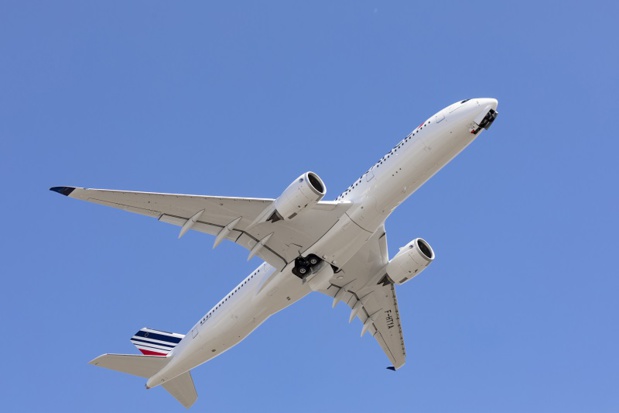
(163, 371, 198, 408)
(90, 327, 197, 408)
(90, 353, 169, 378)
(90, 353, 198, 408)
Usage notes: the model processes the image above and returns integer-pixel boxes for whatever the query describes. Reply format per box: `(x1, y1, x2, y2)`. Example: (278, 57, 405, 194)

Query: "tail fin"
(130, 327, 185, 356)
(90, 354, 198, 408)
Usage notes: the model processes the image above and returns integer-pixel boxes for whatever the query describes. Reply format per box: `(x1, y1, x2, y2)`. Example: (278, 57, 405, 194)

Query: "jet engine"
(269, 172, 326, 222)
(385, 238, 435, 285)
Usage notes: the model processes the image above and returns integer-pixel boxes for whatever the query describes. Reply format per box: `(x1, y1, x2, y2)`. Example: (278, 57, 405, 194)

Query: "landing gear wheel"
(293, 254, 323, 279)
(293, 257, 310, 279)
(307, 254, 321, 266)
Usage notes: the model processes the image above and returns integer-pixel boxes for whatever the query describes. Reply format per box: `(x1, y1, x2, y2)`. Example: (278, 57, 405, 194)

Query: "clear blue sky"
(2, 1, 618, 412)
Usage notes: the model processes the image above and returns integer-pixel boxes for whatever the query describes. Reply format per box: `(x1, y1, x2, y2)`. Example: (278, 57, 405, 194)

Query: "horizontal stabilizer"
(131, 327, 185, 356)
(90, 353, 170, 378)
(163, 371, 198, 409)
(90, 354, 198, 408)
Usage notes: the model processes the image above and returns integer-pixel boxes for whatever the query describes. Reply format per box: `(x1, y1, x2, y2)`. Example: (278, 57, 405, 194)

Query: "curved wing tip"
(50, 186, 75, 196)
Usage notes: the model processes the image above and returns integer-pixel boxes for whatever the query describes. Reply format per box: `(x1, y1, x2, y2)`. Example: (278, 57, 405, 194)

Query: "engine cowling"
(386, 238, 435, 285)
(270, 172, 326, 221)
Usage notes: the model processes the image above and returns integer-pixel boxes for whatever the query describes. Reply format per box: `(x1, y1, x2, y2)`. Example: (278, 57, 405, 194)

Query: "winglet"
(50, 186, 75, 196)
(386, 366, 396, 371)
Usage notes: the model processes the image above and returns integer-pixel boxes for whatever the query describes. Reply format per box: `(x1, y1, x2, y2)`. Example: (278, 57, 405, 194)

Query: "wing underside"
(51, 186, 351, 270)
(318, 227, 406, 369)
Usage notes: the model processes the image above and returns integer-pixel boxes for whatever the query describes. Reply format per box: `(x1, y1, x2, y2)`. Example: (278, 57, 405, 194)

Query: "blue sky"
(2, 1, 618, 412)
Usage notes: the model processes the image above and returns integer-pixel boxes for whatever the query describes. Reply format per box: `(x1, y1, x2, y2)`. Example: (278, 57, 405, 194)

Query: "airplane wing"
(318, 226, 406, 370)
(50, 186, 351, 270)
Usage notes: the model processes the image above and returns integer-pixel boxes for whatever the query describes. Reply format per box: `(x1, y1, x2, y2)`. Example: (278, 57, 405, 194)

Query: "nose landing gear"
(470, 108, 498, 134)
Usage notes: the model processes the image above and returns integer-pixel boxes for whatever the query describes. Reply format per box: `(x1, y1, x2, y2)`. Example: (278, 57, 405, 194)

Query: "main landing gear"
(292, 254, 322, 279)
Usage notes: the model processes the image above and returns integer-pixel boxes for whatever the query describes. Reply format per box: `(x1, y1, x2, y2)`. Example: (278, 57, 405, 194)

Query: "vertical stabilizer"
(130, 327, 185, 356)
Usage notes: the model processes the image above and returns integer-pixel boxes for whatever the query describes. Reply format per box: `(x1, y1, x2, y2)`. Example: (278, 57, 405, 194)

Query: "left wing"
(50, 186, 351, 270)
(318, 226, 407, 370)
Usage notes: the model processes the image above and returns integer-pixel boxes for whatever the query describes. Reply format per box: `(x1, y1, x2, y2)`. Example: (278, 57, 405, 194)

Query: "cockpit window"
(460, 99, 470, 104)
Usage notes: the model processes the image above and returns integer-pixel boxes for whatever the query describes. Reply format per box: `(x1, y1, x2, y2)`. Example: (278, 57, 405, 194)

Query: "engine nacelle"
(386, 238, 435, 285)
(270, 172, 326, 221)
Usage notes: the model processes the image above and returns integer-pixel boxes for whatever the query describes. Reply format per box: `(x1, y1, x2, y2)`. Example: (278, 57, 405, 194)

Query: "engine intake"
(386, 238, 435, 285)
(270, 172, 326, 222)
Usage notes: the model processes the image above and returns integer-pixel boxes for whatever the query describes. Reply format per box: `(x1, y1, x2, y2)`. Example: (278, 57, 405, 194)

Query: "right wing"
(318, 226, 407, 370)
(51, 186, 351, 270)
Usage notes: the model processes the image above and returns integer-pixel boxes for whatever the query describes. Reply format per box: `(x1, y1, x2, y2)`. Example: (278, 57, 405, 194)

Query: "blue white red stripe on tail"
(130, 327, 184, 357)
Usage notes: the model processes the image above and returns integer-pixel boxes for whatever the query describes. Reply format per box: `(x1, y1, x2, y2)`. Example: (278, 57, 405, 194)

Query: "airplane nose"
(477, 98, 498, 111)
(470, 98, 499, 133)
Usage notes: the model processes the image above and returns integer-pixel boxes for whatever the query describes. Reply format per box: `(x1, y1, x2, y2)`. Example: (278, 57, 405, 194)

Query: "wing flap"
(159, 214, 234, 238)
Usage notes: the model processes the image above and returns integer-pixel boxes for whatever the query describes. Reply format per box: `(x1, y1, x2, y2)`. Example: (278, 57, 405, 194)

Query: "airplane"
(50, 98, 498, 408)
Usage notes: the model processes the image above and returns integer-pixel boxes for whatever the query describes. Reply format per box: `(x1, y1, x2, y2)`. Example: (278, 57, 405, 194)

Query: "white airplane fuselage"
(146, 98, 498, 389)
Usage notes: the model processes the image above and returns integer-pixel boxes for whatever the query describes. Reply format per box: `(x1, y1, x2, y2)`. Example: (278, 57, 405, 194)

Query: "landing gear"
(297, 262, 309, 275)
(307, 254, 320, 266)
(471, 108, 499, 134)
(293, 254, 322, 279)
